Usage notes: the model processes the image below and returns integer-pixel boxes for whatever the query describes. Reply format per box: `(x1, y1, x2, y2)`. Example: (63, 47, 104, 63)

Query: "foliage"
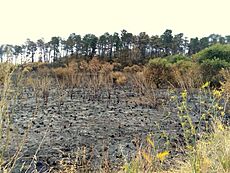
(146, 51, 230, 89)
(165, 54, 190, 63)
(200, 58, 230, 82)
(145, 56, 202, 88)
(2, 30, 230, 66)
(172, 121, 230, 173)
(195, 43, 230, 63)
(145, 58, 174, 88)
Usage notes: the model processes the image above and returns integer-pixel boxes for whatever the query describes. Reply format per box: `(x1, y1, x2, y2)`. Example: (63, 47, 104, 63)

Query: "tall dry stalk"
(0, 63, 29, 172)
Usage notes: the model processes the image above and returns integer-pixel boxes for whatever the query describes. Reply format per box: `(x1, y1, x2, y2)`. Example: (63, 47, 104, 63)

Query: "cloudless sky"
(0, 0, 230, 45)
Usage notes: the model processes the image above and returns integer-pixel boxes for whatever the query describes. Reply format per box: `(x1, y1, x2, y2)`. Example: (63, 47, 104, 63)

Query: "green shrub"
(145, 58, 174, 88)
(193, 44, 230, 85)
(194, 43, 230, 63)
(146, 56, 202, 88)
(200, 58, 230, 82)
(166, 54, 190, 63)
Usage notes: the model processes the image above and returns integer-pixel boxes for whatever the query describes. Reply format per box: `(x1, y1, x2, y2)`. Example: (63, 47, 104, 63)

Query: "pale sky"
(0, 0, 230, 45)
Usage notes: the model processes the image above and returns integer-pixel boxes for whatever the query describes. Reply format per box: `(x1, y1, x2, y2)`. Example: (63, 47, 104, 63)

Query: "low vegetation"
(0, 43, 229, 173)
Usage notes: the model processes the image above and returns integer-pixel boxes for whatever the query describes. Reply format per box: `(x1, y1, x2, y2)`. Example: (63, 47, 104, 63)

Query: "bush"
(145, 57, 201, 88)
(200, 58, 230, 83)
(193, 44, 230, 85)
(52, 66, 75, 80)
(172, 60, 202, 88)
(166, 54, 190, 64)
(144, 58, 174, 88)
(194, 43, 230, 63)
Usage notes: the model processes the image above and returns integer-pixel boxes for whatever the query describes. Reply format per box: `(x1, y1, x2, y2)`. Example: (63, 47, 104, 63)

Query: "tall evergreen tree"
(188, 37, 200, 55)
(49, 36, 60, 62)
(26, 39, 37, 63)
(161, 29, 173, 56)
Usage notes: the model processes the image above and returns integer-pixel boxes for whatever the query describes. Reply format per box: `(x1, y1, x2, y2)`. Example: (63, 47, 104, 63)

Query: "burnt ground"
(4, 85, 229, 172)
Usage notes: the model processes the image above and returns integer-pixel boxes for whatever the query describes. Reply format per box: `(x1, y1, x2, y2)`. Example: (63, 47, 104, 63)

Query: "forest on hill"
(1, 29, 230, 65)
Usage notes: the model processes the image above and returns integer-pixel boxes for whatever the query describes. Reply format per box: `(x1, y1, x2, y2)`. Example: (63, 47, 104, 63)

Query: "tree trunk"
(31, 53, 34, 62)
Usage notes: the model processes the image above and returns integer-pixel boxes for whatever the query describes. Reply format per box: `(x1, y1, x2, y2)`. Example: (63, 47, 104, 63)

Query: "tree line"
(0, 29, 230, 64)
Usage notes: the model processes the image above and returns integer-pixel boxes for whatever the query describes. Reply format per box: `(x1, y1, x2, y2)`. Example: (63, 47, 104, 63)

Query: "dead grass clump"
(171, 61, 203, 89)
(52, 59, 78, 80)
(79, 60, 89, 72)
(51, 58, 117, 91)
(52, 66, 75, 81)
(26, 75, 52, 104)
(100, 62, 114, 74)
(124, 67, 159, 108)
(0, 63, 14, 84)
(123, 65, 142, 73)
(111, 72, 127, 85)
(88, 57, 101, 73)
(98, 62, 114, 87)
(0, 63, 32, 173)
(37, 66, 52, 77)
(21, 62, 48, 72)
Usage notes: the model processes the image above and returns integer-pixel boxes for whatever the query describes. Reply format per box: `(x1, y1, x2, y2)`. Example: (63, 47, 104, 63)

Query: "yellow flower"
(122, 163, 129, 171)
(218, 106, 223, 110)
(142, 150, 153, 164)
(217, 123, 224, 131)
(213, 89, 221, 98)
(201, 82, 210, 89)
(214, 103, 219, 108)
(156, 151, 169, 162)
(221, 111, 225, 116)
(186, 145, 194, 151)
(181, 90, 187, 99)
(202, 157, 211, 170)
(146, 135, 155, 148)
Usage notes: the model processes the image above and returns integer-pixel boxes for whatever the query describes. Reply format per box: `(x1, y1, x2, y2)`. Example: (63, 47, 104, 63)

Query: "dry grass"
(111, 72, 127, 85)
(0, 60, 230, 173)
(171, 120, 230, 173)
(123, 65, 142, 73)
(0, 63, 14, 84)
(119, 121, 230, 173)
(171, 62, 203, 89)
(0, 63, 32, 173)
(220, 69, 230, 95)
